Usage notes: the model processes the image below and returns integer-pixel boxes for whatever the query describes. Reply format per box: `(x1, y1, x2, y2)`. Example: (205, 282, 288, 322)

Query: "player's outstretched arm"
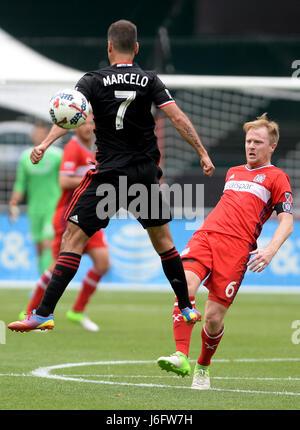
(160, 102, 215, 177)
(30, 125, 68, 164)
(247, 212, 293, 273)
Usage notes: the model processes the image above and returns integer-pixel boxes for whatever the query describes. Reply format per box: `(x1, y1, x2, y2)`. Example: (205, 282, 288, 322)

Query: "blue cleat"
(8, 309, 54, 332)
(181, 307, 202, 325)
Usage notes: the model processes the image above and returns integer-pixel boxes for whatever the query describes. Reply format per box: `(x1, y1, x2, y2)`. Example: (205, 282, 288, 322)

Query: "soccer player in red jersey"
(157, 113, 293, 389)
(20, 113, 110, 331)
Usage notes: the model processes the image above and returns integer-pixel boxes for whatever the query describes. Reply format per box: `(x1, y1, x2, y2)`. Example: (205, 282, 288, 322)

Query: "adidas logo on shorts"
(69, 214, 79, 223)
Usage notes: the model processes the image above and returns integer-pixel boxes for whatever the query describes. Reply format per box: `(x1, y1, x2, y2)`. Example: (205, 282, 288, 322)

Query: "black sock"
(37, 252, 81, 316)
(159, 247, 192, 310)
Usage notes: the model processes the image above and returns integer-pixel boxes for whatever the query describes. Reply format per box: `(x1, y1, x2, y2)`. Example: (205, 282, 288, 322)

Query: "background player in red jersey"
(21, 113, 110, 331)
(157, 113, 293, 389)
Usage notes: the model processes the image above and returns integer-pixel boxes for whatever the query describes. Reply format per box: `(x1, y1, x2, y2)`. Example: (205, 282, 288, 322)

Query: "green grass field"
(1, 288, 300, 411)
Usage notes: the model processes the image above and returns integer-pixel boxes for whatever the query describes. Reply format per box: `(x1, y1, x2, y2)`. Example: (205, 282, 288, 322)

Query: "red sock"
(173, 296, 196, 356)
(72, 267, 102, 312)
(197, 325, 225, 367)
(26, 270, 52, 313)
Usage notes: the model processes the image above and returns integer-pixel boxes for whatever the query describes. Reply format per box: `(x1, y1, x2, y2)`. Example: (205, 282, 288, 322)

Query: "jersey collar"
(245, 164, 273, 171)
(115, 62, 133, 67)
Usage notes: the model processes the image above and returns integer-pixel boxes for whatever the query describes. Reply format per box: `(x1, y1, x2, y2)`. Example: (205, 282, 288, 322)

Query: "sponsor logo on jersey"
(228, 174, 235, 180)
(224, 180, 271, 203)
(225, 181, 253, 191)
(253, 174, 266, 184)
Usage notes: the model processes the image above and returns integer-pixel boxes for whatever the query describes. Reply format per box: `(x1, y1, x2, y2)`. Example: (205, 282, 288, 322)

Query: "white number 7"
(114, 90, 136, 130)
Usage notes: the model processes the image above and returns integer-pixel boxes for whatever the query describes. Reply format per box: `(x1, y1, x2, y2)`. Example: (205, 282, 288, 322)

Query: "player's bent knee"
(95, 257, 110, 275)
(204, 310, 225, 334)
(88, 247, 110, 274)
(102, 257, 110, 273)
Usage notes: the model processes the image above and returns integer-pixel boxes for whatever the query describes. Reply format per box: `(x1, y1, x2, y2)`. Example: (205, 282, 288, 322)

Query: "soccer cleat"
(181, 307, 202, 325)
(191, 364, 211, 390)
(18, 310, 27, 320)
(66, 310, 99, 332)
(8, 310, 54, 332)
(66, 310, 85, 323)
(157, 351, 191, 377)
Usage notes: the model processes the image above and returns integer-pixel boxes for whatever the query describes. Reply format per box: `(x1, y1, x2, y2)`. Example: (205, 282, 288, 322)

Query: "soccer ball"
(49, 88, 89, 129)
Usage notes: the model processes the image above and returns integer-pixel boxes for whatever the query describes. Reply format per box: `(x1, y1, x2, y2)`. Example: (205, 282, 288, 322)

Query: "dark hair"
(107, 20, 137, 53)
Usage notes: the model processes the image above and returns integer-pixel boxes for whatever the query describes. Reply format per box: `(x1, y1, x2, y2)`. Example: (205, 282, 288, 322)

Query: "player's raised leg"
(37, 222, 89, 316)
(66, 246, 110, 331)
(22, 260, 56, 317)
(8, 222, 89, 332)
(157, 270, 201, 377)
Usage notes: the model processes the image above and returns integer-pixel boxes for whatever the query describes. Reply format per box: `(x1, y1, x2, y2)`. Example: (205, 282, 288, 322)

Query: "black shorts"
(65, 161, 172, 237)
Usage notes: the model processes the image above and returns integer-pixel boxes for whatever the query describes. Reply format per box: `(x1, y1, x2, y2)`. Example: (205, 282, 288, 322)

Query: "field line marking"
(0, 373, 29, 377)
(30, 370, 300, 396)
(62, 374, 300, 381)
(1, 359, 300, 397)
(1, 372, 300, 397)
(2, 372, 300, 383)
(28, 360, 300, 397)
(30, 357, 300, 369)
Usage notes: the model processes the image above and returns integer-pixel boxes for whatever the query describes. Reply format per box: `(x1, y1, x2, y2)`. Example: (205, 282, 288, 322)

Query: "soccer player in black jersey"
(8, 20, 215, 333)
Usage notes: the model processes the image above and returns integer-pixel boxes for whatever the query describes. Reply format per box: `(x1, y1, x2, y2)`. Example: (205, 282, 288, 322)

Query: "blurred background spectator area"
(1, 0, 300, 212)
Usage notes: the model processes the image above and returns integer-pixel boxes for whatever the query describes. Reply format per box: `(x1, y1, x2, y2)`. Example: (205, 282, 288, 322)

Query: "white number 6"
(225, 281, 237, 298)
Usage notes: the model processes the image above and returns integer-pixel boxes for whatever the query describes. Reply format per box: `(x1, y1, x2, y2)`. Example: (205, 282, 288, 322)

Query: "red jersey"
(200, 164, 293, 246)
(53, 136, 95, 232)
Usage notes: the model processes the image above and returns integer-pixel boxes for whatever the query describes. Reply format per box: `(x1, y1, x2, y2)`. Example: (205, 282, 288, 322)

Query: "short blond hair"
(243, 113, 279, 145)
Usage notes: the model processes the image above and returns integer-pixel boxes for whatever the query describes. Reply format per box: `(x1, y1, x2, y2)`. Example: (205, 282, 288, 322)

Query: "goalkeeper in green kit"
(9, 122, 62, 273)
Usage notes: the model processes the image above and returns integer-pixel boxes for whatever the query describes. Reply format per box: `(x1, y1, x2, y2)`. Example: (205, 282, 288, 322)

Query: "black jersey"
(75, 63, 175, 170)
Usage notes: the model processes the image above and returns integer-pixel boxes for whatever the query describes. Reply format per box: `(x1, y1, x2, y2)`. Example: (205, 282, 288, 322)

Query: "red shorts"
(52, 227, 107, 260)
(181, 231, 252, 308)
